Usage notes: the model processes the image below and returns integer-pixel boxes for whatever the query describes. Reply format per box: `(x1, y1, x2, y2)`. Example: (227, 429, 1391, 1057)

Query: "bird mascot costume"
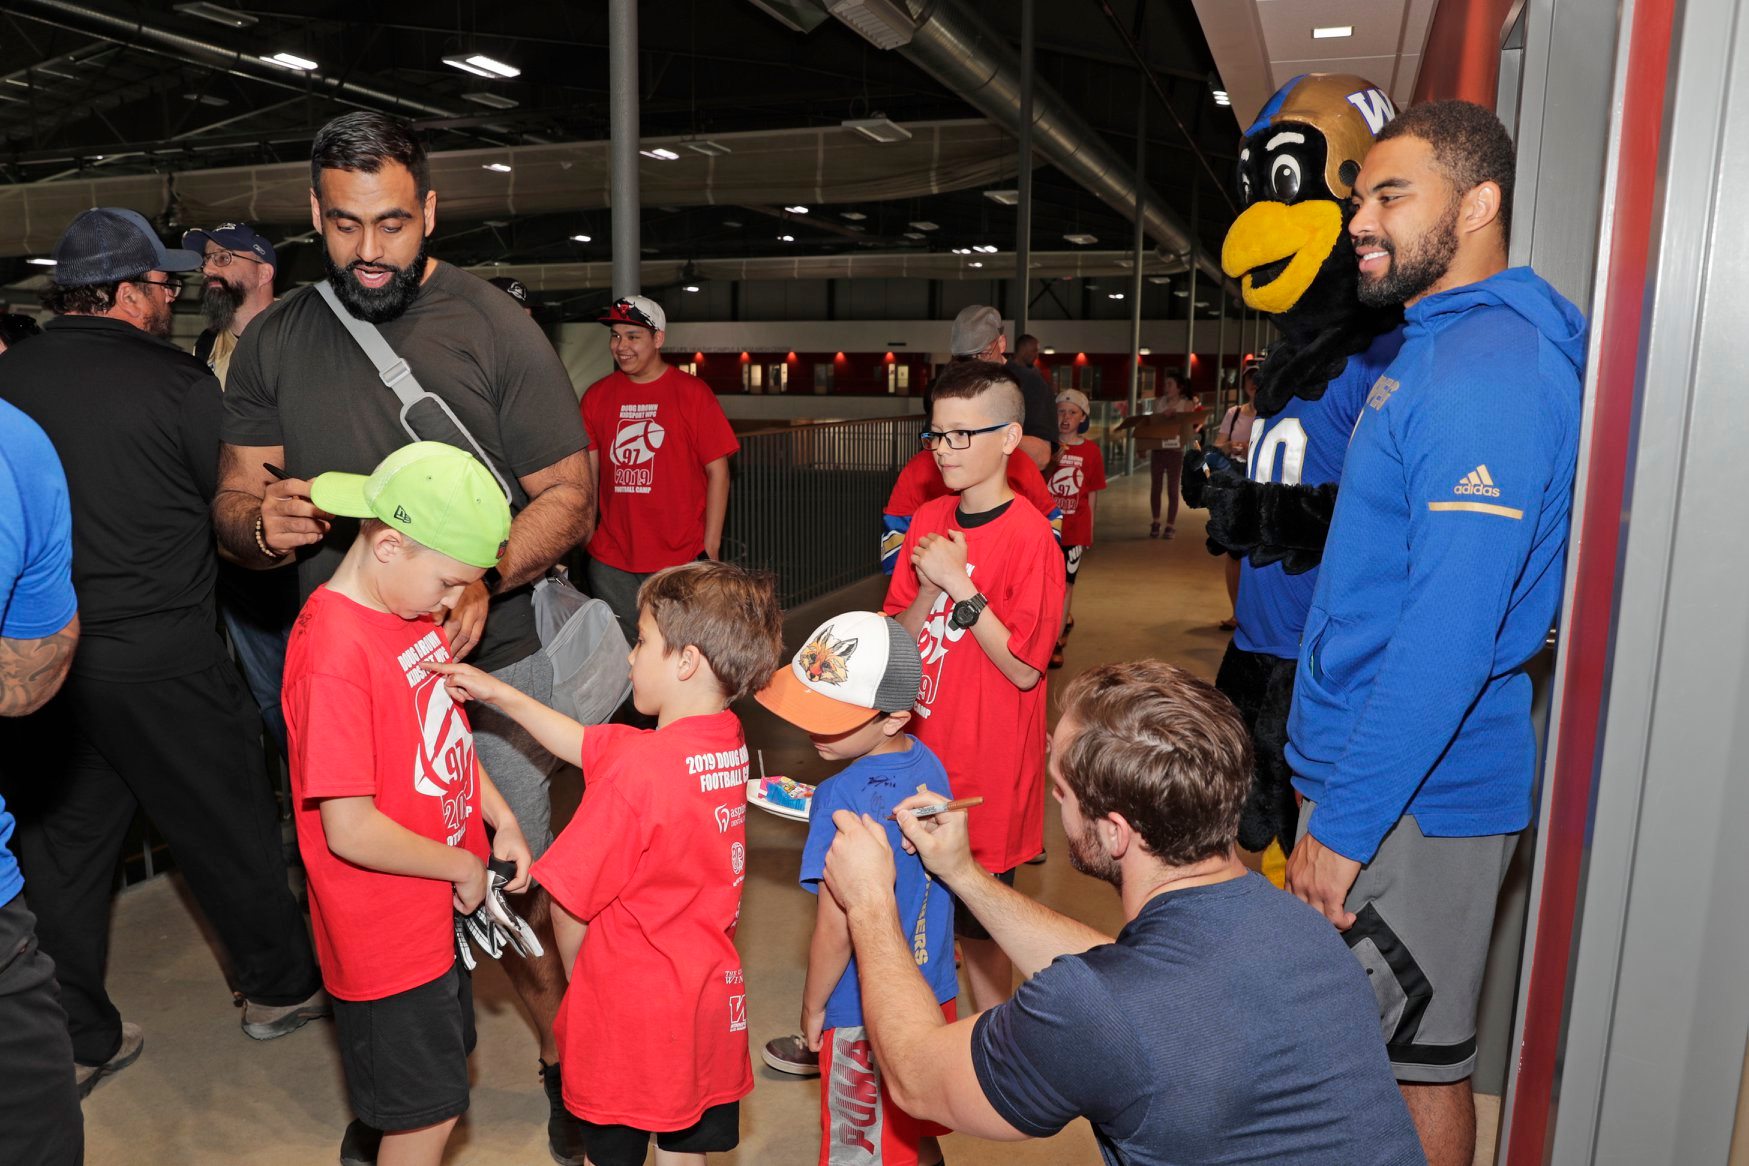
(1183, 74, 1407, 870)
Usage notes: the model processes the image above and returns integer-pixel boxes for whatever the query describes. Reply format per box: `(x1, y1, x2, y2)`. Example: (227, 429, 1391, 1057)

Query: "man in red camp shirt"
(581, 296, 740, 641)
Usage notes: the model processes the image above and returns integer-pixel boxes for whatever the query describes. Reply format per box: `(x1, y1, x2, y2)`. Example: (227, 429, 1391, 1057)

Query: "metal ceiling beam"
(7, 0, 461, 119)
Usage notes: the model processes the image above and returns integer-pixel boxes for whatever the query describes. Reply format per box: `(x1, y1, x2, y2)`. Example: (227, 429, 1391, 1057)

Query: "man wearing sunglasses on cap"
(183, 222, 278, 389)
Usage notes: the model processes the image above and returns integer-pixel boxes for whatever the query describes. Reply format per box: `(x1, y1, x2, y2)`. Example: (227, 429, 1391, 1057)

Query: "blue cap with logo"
(52, 207, 202, 286)
(181, 222, 278, 267)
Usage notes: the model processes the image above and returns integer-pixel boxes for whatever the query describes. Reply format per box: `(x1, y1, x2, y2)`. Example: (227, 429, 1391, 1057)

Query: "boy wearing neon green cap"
(282, 442, 534, 1166)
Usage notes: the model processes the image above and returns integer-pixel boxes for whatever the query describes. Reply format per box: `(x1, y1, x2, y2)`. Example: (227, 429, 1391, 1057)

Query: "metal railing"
(722, 416, 916, 607)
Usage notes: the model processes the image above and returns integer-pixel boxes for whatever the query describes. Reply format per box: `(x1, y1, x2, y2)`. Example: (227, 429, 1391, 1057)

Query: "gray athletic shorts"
(1298, 801, 1518, 1084)
(470, 650, 562, 861)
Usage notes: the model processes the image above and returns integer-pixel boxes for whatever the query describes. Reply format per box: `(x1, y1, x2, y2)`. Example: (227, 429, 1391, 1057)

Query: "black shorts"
(948, 867, 1018, 941)
(1063, 544, 1086, 585)
(580, 1100, 741, 1166)
(332, 961, 475, 1131)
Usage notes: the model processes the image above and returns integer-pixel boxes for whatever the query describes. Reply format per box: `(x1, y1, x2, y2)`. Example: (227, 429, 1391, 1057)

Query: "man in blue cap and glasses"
(0, 208, 326, 1097)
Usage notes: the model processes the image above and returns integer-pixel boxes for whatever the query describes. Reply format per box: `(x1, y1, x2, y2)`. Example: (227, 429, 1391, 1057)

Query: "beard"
(200, 277, 247, 332)
(1066, 819, 1122, 889)
(323, 239, 429, 324)
(142, 294, 174, 340)
(1356, 200, 1461, 308)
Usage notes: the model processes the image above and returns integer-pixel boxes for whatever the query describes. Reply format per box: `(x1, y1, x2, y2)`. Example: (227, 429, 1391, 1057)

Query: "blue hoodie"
(1286, 268, 1588, 863)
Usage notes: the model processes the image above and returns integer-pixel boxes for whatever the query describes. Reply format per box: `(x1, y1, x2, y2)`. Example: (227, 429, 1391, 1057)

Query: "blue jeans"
(217, 564, 299, 752)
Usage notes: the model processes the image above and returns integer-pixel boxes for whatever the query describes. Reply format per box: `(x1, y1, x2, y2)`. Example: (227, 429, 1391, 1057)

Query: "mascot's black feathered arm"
(1182, 446, 1337, 576)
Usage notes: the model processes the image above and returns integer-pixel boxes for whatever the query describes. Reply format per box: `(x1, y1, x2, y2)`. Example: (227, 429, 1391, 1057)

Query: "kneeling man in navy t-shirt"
(821, 659, 1425, 1166)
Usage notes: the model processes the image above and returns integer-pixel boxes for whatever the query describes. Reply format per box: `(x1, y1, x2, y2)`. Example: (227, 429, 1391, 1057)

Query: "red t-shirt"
(1049, 440, 1108, 548)
(882, 496, 1065, 871)
(581, 366, 740, 573)
(533, 711, 753, 1128)
(282, 586, 488, 1002)
(884, 447, 1054, 519)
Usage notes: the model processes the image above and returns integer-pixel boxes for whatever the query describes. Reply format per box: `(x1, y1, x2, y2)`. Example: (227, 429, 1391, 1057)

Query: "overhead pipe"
(9, 0, 460, 119)
(825, 0, 1230, 290)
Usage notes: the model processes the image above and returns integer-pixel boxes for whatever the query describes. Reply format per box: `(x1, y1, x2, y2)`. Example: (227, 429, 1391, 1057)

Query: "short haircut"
(637, 561, 784, 703)
(1016, 332, 1038, 347)
(358, 516, 429, 553)
(41, 280, 123, 316)
(928, 360, 1025, 426)
(1378, 100, 1516, 240)
(311, 111, 431, 202)
(1057, 660, 1252, 866)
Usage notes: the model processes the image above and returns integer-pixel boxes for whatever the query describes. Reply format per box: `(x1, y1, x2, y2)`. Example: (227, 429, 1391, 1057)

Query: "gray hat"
(53, 208, 201, 287)
(949, 304, 1003, 357)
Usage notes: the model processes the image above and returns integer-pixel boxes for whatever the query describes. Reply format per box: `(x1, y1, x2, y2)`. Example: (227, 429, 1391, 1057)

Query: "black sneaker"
(74, 1021, 144, 1098)
(338, 1119, 381, 1166)
(762, 1033, 820, 1077)
(541, 1060, 587, 1166)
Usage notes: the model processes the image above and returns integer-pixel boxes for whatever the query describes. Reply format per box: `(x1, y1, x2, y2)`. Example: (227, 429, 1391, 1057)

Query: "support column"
(1184, 181, 1199, 397)
(1125, 87, 1146, 476)
(1012, 0, 1035, 338)
(609, 0, 641, 299)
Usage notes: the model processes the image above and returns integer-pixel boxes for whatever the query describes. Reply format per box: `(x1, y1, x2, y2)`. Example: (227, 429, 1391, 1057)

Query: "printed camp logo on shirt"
(914, 564, 975, 716)
(610, 403, 664, 495)
(1049, 460, 1085, 515)
(400, 630, 476, 847)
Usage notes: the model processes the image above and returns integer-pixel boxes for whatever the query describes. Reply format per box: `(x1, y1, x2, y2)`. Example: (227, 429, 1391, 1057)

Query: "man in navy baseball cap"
(181, 222, 278, 375)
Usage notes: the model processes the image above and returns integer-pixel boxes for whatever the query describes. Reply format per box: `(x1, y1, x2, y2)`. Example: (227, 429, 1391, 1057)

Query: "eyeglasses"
(132, 276, 182, 301)
(203, 249, 263, 270)
(919, 422, 1010, 450)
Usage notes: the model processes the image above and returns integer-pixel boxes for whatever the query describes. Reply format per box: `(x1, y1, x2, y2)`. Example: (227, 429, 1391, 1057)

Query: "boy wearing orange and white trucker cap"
(755, 611, 958, 1166)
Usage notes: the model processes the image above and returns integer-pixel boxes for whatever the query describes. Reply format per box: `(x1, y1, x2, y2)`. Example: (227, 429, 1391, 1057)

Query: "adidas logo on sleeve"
(1454, 465, 1501, 498)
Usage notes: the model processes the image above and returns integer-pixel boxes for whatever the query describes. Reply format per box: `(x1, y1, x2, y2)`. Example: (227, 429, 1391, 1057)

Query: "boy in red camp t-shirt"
(883, 362, 1065, 1011)
(881, 446, 1061, 575)
(582, 295, 741, 643)
(1047, 389, 1108, 669)
(283, 443, 532, 1166)
(430, 561, 784, 1166)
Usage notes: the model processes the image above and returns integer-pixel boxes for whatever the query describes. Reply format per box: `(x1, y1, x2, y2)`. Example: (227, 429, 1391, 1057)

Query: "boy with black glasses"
(882, 361, 1064, 1010)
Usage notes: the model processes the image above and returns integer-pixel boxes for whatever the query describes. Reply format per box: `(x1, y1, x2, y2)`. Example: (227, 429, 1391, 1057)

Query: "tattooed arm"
(0, 615, 79, 717)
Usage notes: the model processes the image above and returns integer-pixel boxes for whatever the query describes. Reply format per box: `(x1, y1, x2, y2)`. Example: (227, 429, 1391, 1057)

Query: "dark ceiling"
(0, 0, 1243, 310)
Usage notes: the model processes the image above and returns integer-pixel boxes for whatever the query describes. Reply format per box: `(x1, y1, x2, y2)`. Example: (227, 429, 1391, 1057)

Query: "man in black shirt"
(0, 208, 325, 1084)
(214, 112, 594, 1164)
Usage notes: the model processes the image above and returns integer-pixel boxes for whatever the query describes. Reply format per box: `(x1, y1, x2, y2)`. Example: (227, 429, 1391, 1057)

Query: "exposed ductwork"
(818, 0, 1230, 290)
(8, 0, 460, 119)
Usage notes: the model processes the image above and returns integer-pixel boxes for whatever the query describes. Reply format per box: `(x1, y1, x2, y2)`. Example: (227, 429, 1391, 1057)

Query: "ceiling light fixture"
(685, 140, 731, 156)
(968, 261, 984, 268)
(974, 244, 999, 254)
(482, 162, 512, 173)
(1063, 232, 1098, 245)
(442, 53, 520, 78)
(903, 231, 926, 240)
(261, 52, 318, 71)
(570, 234, 592, 243)
(784, 205, 810, 215)
(683, 284, 701, 293)
(1138, 347, 1151, 355)
(26, 257, 56, 265)
(984, 189, 1019, 206)
(724, 219, 744, 228)
(779, 234, 796, 242)
(1312, 25, 1353, 38)
(639, 147, 681, 161)
(1108, 292, 1125, 300)
(908, 220, 939, 232)
(1148, 275, 1170, 284)
(842, 116, 913, 143)
(1174, 289, 1190, 297)
(1212, 90, 1231, 107)
(463, 91, 519, 110)
(840, 211, 868, 221)
(175, 1, 258, 27)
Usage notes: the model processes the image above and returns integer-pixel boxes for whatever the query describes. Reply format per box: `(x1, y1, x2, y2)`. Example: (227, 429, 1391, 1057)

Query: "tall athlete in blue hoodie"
(1283, 102, 1587, 1166)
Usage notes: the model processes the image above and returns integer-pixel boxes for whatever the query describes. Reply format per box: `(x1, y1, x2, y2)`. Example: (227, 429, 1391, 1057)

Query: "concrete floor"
(79, 472, 1499, 1164)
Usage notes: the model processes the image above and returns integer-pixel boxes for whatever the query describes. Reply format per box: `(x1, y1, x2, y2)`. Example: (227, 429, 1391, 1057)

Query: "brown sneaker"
(75, 1021, 144, 1098)
(241, 987, 331, 1040)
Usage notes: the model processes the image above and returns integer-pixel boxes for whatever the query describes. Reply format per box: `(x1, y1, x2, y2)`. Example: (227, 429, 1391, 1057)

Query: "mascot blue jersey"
(1234, 326, 1404, 659)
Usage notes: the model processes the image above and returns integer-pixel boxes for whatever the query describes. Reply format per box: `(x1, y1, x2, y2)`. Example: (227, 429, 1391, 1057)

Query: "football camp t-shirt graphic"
(282, 587, 487, 1002)
(1048, 442, 1107, 548)
(581, 366, 741, 573)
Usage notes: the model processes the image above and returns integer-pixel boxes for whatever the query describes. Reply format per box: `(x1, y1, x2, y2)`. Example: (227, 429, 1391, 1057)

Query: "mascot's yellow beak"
(1221, 201, 1344, 315)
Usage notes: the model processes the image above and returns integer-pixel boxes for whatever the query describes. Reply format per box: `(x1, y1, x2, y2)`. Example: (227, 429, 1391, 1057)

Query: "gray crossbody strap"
(314, 279, 516, 504)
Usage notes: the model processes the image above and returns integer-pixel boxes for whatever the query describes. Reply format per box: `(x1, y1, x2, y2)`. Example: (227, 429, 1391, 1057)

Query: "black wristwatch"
(948, 592, 989, 631)
(482, 567, 503, 593)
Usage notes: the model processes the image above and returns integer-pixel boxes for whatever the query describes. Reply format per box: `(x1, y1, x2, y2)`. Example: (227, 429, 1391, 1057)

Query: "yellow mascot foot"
(1261, 839, 1288, 890)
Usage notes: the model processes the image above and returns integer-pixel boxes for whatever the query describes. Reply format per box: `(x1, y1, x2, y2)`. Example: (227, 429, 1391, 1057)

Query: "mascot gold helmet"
(1223, 74, 1396, 315)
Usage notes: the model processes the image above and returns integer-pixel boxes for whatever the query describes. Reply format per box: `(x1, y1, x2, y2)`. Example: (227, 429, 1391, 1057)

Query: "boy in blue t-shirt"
(756, 611, 955, 1166)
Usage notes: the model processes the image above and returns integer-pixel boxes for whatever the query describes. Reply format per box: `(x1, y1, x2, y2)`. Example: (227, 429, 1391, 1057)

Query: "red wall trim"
(1504, 0, 1676, 1159)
